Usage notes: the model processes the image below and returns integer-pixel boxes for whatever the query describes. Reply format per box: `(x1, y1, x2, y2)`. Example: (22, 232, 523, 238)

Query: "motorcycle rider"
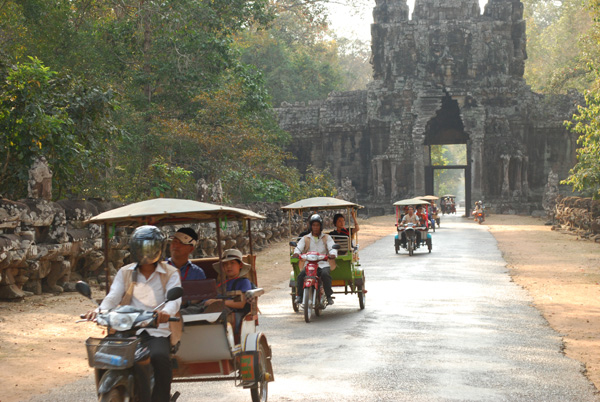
(85, 225, 182, 402)
(293, 214, 338, 305)
(474, 200, 486, 221)
(400, 206, 422, 246)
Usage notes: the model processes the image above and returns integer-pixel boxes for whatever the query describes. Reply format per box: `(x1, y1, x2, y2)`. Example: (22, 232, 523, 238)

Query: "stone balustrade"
(551, 195, 600, 240)
(0, 198, 312, 300)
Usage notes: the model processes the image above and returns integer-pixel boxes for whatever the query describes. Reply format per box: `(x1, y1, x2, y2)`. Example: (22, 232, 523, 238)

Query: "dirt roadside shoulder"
(486, 214, 600, 390)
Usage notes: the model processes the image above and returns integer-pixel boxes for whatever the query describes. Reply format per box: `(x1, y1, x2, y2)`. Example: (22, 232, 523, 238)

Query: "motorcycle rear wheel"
(304, 287, 313, 323)
(99, 388, 124, 402)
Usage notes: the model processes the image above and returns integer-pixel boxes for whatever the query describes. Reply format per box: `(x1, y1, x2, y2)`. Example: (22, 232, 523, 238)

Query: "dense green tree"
(237, 0, 371, 106)
(561, 0, 600, 198)
(524, 0, 594, 93)
(0, 57, 120, 200)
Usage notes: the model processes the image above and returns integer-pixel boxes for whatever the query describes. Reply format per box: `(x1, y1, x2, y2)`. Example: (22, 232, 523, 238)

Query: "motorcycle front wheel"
(408, 239, 414, 256)
(315, 284, 323, 317)
(99, 388, 124, 402)
(304, 287, 313, 323)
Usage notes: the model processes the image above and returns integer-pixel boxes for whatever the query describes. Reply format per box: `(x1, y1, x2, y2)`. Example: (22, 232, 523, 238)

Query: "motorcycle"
(76, 281, 183, 402)
(399, 223, 418, 256)
(473, 210, 485, 224)
(297, 249, 338, 323)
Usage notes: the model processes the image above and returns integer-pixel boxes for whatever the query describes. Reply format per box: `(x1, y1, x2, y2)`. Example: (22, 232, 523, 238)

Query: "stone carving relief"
(27, 156, 53, 200)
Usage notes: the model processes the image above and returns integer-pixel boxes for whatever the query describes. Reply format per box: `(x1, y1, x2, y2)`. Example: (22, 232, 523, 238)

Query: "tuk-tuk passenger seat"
(330, 235, 350, 254)
(181, 279, 218, 303)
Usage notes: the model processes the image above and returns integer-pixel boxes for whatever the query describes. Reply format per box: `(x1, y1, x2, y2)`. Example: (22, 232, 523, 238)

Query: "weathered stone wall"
(0, 198, 312, 300)
(276, 0, 582, 214)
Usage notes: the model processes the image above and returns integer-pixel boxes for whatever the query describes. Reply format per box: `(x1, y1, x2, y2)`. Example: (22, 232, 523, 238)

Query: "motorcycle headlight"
(307, 254, 319, 261)
(108, 312, 137, 331)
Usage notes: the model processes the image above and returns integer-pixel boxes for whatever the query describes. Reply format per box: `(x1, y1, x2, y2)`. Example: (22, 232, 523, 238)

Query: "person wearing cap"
(167, 228, 206, 281)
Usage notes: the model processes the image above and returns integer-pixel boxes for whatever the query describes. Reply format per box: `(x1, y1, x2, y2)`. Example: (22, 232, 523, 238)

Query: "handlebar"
(168, 317, 181, 322)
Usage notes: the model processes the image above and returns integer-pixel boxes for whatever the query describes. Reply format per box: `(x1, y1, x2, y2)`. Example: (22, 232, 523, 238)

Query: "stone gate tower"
(276, 0, 580, 213)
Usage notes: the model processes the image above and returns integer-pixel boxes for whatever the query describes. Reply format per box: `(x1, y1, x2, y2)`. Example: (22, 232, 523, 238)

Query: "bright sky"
(328, 0, 491, 42)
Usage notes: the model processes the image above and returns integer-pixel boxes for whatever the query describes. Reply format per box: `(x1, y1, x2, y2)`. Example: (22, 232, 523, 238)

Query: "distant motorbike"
(76, 281, 183, 402)
(297, 248, 338, 323)
(473, 210, 485, 224)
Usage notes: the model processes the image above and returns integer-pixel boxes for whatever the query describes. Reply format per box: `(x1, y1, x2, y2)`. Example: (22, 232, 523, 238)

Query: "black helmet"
(130, 225, 166, 265)
(309, 214, 323, 229)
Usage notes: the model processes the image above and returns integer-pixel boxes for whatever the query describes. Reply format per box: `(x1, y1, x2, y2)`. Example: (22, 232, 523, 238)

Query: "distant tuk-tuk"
(441, 195, 456, 215)
(281, 197, 366, 320)
(86, 198, 274, 402)
(393, 198, 433, 256)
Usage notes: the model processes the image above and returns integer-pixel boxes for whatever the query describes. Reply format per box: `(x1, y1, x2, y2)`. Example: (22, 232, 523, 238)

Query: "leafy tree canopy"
(561, 0, 600, 198)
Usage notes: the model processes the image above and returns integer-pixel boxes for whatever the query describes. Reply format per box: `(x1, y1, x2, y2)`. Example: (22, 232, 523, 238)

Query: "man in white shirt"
(85, 225, 181, 402)
(293, 214, 338, 305)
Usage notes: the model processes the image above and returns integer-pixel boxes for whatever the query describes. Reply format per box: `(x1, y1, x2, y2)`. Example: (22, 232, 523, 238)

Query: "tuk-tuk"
(441, 195, 456, 215)
(393, 198, 433, 255)
(281, 197, 366, 321)
(86, 198, 274, 402)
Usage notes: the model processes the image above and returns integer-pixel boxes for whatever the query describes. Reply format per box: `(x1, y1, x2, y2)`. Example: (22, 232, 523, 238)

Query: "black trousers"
(297, 266, 333, 299)
(138, 332, 172, 402)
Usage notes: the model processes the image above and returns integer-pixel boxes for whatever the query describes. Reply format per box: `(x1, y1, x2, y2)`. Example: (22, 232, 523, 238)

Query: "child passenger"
(204, 248, 253, 314)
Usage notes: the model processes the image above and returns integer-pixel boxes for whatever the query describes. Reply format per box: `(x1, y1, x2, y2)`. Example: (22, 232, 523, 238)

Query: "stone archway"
(421, 95, 472, 215)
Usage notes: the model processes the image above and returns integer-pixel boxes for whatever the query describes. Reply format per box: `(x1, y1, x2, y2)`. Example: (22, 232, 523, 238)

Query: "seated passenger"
(416, 206, 428, 229)
(167, 227, 206, 281)
(205, 249, 253, 315)
(329, 210, 360, 239)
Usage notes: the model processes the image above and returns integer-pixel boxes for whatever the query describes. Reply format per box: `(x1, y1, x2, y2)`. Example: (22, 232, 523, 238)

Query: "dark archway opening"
(423, 95, 471, 216)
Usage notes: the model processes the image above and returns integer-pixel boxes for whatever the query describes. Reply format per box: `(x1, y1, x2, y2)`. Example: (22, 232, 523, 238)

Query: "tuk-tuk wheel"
(250, 343, 269, 402)
(358, 285, 366, 310)
(427, 238, 432, 253)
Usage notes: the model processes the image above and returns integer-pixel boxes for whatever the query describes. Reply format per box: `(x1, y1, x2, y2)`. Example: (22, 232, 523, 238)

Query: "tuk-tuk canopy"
(281, 197, 363, 212)
(86, 198, 265, 227)
(393, 198, 431, 206)
(418, 195, 439, 201)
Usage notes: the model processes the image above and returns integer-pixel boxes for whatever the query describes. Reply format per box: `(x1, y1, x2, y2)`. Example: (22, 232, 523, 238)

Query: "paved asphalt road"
(29, 214, 599, 401)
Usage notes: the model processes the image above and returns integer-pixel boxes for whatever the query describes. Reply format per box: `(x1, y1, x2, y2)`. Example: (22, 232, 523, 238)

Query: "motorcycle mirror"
(332, 244, 341, 250)
(289, 241, 297, 247)
(166, 286, 184, 301)
(76, 281, 92, 299)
